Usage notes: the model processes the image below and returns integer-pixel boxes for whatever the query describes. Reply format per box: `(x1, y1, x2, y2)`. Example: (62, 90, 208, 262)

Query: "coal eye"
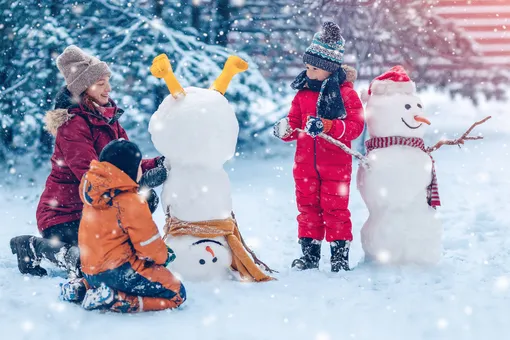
(417, 103, 422, 108)
(199, 259, 206, 265)
(405, 104, 411, 110)
(212, 257, 218, 263)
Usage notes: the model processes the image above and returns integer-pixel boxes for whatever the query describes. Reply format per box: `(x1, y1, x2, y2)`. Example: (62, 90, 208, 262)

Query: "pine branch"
(426, 116, 492, 153)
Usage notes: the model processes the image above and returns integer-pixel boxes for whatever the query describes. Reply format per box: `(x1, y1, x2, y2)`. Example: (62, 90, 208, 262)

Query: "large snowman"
(357, 66, 443, 265)
(148, 54, 273, 282)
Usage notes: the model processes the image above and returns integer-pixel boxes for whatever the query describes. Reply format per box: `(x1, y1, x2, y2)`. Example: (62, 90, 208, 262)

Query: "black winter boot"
(10, 235, 48, 276)
(291, 237, 321, 270)
(32, 237, 82, 278)
(11, 235, 81, 278)
(330, 240, 350, 272)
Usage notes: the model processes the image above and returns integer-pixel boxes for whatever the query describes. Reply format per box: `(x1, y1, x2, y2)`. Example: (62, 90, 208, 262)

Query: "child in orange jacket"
(60, 139, 185, 313)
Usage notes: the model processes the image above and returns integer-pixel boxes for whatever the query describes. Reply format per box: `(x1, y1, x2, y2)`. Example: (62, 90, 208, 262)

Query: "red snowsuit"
(282, 81, 364, 242)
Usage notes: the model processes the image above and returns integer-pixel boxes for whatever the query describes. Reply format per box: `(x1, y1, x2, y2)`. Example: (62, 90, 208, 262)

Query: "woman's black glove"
(139, 158, 168, 189)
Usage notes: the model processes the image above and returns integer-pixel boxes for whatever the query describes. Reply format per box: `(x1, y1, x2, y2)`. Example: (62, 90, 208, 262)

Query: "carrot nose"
(205, 246, 215, 258)
(414, 115, 431, 125)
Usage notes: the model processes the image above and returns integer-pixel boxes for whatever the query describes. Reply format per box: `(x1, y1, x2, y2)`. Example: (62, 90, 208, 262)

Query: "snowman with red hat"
(323, 65, 489, 265)
(357, 65, 443, 265)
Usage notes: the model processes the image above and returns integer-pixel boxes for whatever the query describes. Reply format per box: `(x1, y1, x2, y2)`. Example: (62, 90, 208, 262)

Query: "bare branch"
(296, 128, 369, 168)
(426, 116, 492, 153)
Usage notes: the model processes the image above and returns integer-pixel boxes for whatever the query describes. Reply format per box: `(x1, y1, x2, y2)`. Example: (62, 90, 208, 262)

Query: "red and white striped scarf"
(365, 136, 441, 207)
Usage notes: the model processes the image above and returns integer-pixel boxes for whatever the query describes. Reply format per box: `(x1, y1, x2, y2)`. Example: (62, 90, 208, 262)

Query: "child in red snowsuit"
(273, 22, 364, 272)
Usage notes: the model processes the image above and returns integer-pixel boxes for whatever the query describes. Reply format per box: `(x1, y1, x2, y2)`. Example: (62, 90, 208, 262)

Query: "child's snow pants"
(85, 258, 186, 313)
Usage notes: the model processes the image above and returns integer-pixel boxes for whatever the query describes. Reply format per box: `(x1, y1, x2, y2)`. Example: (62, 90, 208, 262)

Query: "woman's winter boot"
(10, 235, 48, 276)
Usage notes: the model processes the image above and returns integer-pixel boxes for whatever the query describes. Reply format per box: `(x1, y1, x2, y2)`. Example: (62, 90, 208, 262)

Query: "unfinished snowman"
(357, 66, 489, 265)
(148, 54, 274, 282)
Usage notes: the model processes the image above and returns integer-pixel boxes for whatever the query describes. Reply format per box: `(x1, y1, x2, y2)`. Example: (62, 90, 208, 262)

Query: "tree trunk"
(154, 0, 163, 18)
(214, 0, 231, 46)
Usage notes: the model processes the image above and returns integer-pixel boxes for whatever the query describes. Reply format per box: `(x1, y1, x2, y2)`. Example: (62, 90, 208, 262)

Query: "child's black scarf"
(290, 68, 347, 120)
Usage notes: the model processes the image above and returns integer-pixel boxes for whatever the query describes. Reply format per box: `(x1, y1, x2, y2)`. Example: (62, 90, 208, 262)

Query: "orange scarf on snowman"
(163, 215, 276, 282)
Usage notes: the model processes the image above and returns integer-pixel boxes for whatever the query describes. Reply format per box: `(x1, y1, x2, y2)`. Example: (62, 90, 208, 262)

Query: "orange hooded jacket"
(78, 160, 168, 275)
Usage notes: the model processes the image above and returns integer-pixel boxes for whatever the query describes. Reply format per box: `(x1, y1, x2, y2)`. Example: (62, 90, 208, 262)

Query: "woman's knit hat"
(303, 22, 345, 73)
(56, 45, 111, 97)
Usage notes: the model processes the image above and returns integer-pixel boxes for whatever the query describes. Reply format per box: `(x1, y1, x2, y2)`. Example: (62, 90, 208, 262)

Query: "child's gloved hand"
(164, 246, 176, 267)
(305, 116, 333, 138)
(273, 118, 292, 139)
(305, 116, 324, 137)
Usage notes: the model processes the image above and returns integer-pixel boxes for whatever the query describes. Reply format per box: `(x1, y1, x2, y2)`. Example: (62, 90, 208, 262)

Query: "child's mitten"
(273, 118, 292, 139)
(305, 116, 333, 137)
(164, 246, 176, 267)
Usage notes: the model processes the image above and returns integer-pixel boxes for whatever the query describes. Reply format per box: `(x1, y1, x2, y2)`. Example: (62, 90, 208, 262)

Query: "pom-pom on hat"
(303, 22, 345, 73)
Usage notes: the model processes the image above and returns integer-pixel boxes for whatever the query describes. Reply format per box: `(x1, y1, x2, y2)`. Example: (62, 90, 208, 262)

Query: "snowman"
(356, 66, 443, 265)
(148, 54, 274, 282)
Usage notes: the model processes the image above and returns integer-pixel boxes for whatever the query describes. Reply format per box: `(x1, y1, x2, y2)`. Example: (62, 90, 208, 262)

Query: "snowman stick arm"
(426, 116, 492, 153)
(295, 128, 370, 168)
(231, 212, 279, 274)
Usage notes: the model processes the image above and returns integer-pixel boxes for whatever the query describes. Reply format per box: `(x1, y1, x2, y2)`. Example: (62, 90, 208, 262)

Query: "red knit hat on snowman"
(361, 65, 416, 102)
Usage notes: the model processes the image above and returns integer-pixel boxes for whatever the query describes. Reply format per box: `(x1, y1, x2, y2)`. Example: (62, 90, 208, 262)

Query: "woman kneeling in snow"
(60, 139, 185, 313)
(10, 45, 167, 278)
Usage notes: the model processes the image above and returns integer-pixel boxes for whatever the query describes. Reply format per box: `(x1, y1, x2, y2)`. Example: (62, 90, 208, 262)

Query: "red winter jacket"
(282, 80, 364, 174)
(36, 87, 159, 233)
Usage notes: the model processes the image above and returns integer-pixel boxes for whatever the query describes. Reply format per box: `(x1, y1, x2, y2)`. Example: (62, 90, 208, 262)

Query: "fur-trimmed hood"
(44, 87, 77, 136)
(342, 65, 357, 83)
(44, 86, 123, 136)
(44, 109, 75, 137)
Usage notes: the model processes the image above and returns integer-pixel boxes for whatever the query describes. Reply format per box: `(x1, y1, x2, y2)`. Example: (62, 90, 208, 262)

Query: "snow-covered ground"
(1, 96, 509, 339)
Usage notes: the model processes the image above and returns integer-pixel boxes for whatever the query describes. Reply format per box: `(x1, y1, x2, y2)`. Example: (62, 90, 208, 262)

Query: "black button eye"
(199, 259, 206, 265)
(417, 103, 422, 109)
(405, 104, 411, 110)
(212, 257, 218, 263)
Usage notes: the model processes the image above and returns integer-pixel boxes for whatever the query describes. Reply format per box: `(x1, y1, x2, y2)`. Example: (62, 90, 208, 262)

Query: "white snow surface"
(1, 97, 510, 339)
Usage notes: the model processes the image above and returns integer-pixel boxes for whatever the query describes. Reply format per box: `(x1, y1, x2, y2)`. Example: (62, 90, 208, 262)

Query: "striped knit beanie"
(303, 22, 345, 73)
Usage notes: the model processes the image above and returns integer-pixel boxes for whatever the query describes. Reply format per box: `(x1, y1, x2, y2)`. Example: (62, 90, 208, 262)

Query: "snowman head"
(148, 54, 248, 168)
(365, 66, 431, 139)
(166, 235, 233, 281)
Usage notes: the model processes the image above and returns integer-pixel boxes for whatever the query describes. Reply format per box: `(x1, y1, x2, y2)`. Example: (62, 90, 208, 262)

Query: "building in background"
(434, 0, 510, 67)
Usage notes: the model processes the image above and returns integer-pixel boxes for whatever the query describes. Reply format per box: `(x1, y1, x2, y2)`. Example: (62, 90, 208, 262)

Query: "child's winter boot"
(330, 240, 350, 272)
(60, 278, 88, 302)
(291, 237, 321, 270)
(81, 283, 116, 311)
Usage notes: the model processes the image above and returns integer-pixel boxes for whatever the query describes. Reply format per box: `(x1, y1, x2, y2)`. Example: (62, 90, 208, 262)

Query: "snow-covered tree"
(0, 0, 278, 169)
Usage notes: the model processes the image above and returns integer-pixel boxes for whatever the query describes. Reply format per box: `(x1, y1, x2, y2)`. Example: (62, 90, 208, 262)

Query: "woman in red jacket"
(273, 22, 364, 272)
(10, 45, 166, 277)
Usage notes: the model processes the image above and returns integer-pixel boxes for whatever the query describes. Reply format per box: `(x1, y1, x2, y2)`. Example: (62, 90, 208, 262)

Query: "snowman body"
(149, 87, 237, 281)
(357, 74, 442, 265)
